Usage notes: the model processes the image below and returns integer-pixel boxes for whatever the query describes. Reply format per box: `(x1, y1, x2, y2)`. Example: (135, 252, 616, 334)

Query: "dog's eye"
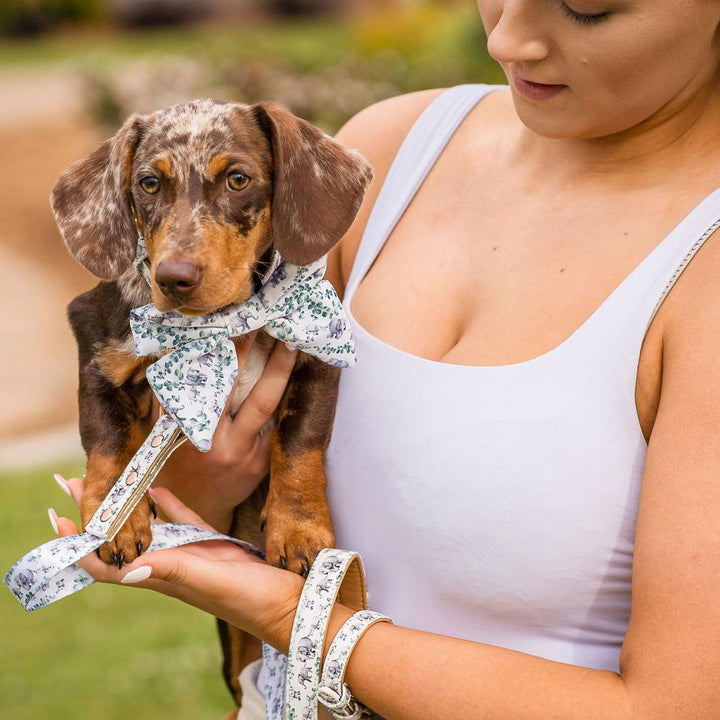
(140, 176, 160, 194)
(227, 172, 250, 191)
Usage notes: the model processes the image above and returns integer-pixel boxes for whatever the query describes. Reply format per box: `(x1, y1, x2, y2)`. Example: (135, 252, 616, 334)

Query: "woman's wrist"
(255, 567, 355, 658)
(252, 566, 306, 654)
(322, 602, 355, 663)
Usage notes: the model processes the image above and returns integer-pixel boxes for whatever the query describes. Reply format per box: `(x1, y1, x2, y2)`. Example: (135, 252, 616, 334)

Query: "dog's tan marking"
(145, 215, 173, 260)
(149, 202, 271, 313)
(84, 439, 153, 565)
(208, 154, 231, 180)
(263, 444, 335, 573)
(83, 448, 140, 522)
(154, 155, 173, 178)
(94, 339, 151, 387)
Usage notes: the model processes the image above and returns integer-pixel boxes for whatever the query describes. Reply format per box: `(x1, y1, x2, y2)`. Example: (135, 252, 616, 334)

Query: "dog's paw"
(261, 505, 335, 577)
(87, 495, 155, 569)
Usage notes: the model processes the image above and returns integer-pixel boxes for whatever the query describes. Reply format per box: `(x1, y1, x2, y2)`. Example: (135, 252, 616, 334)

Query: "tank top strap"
(345, 83, 504, 300)
(589, 186, 720, 350)
(641, 188, 720, 332)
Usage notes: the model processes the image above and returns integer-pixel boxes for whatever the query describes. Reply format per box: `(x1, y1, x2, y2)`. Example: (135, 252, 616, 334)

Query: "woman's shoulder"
(326, 87, 448, 296)
(325, 85, 510, 296)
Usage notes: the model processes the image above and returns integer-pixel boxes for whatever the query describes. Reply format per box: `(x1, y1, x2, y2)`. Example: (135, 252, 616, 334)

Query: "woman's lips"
(511, 74, 565, 101)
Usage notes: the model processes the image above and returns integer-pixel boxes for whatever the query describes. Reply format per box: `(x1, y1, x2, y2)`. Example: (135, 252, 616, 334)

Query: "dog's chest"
(227, 334, 274, 415)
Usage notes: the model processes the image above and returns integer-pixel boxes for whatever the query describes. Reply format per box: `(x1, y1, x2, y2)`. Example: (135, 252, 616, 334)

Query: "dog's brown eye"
(140, 176, 160, 194)
(227, 172, 250, 191)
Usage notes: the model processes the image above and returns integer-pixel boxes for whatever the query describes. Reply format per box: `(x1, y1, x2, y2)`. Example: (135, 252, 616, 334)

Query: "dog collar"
(133, 229, 152, 285)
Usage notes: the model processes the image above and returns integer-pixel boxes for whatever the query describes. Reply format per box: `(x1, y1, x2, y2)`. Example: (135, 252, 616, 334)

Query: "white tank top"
(322, 83, 720, 673)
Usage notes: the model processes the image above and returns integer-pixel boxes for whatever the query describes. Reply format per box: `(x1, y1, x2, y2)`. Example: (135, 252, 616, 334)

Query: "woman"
(53, 0, 720, 717)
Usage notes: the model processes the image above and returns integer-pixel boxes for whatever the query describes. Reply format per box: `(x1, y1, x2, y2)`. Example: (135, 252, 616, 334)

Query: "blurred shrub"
(0, 0, 106, 36)
(263, 0, 349, 16)
(110, 0, 213, 28)
(81, 3, 503, 134)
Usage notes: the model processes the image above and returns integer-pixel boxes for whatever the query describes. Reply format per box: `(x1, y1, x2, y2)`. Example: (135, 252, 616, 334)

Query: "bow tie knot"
(130, 256, 355, 451)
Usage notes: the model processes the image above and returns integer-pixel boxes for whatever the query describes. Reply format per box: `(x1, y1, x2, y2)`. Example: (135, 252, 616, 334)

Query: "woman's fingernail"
(53, 473, 72, 497)
(121, 566, 152, 584)
(48, 508, 59, 535)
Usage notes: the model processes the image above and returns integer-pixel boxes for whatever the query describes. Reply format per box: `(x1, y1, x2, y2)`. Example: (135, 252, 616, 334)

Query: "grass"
(0, 461, 234, 719)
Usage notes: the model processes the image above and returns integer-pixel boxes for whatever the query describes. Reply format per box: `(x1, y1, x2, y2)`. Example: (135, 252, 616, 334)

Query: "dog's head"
(50, 99, 372, 314)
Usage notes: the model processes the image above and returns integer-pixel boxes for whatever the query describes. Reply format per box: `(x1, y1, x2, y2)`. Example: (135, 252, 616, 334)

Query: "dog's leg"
(219, 479, 268, 708)
(261, 354, 339, 575)
(78, 376, 155, 566)
(69, 287, 156, 567)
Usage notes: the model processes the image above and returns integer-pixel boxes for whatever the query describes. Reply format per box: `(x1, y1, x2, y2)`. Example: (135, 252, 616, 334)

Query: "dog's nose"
(155, 261, 203, 298)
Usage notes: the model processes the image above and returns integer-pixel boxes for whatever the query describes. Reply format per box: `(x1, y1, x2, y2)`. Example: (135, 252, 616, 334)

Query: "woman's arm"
(325, 88, 448, 300)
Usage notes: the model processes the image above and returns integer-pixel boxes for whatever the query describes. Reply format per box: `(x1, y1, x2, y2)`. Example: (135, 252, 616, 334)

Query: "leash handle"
(84, 414, 186, 541)
(275, 548, 371, 720)
(317, 610, 391, 719)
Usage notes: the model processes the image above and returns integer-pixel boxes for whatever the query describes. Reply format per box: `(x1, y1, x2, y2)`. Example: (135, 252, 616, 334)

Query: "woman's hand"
(149, 332, 298, 534)
(52, 480, 304, 653)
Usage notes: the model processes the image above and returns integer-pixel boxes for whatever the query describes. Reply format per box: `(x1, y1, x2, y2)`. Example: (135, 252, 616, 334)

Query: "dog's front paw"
(82, 492, 156, 569)
(261, 500, 335, 576)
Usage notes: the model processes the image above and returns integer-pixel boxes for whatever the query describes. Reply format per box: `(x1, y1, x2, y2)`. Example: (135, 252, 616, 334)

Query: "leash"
(263, 549, 392, 720)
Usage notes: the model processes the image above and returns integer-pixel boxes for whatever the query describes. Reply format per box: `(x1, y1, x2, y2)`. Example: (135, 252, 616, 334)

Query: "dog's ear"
(50, 113, 146, 280)
(251, 101, 373, 266)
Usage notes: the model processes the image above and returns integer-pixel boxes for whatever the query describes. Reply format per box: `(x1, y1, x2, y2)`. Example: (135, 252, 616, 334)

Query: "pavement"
(0, 66, 101, 470)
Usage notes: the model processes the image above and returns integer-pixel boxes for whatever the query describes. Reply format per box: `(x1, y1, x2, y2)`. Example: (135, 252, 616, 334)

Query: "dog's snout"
(155, 261, 203, 299)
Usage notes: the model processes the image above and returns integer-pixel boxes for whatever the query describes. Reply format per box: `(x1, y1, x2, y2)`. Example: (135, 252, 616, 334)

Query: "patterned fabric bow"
(131, 255, 356, 451)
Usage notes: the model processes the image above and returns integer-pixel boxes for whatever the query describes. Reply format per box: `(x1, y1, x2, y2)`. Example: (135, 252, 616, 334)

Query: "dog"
(49, 97, 372, 706)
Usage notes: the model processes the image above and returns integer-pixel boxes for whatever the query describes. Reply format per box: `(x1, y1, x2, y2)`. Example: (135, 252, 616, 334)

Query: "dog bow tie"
(4, 253, 356, 612)
(131, 256, 355, 451)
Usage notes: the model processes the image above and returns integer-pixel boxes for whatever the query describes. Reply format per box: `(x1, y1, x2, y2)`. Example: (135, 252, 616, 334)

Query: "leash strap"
(5, 521, 263, 612)
(317, 610, 391, 719)
(4, 411, 263, 611)
(84, 414, 185, 540)
(284, 549, 367, 719)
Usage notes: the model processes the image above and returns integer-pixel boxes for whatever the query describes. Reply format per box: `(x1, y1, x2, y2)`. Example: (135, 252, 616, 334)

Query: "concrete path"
(0, 66, 99, 470)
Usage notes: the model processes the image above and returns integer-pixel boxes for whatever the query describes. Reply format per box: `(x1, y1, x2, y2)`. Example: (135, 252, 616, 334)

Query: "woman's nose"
(485, 2, 550, 65)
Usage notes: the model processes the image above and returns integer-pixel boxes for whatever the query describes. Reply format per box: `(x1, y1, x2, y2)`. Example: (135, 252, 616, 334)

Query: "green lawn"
(0, 461, 234, 720)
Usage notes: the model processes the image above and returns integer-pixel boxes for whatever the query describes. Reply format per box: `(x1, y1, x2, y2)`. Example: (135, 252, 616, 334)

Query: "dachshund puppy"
(49, 98, 372, 705)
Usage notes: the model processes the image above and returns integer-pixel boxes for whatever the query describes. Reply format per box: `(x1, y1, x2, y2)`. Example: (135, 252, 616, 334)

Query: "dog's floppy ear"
(251, 101, 373, 266)
(50, 113, 146, 279)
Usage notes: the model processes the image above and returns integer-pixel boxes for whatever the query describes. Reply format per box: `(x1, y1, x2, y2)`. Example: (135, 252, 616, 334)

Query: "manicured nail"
(48, 508, 59, 535)
(121, 566, 152, 584)
(53, 473, 72, 497)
